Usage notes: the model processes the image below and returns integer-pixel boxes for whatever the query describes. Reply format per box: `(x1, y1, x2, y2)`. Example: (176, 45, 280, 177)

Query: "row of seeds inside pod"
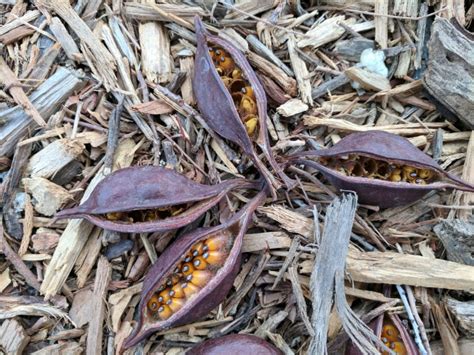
(381, 321, 407, 355)
(319, 155, 437, 184)
(104, 204, 187, 223)
(208, 46, 259, 136)
(147, 232, 231, 320)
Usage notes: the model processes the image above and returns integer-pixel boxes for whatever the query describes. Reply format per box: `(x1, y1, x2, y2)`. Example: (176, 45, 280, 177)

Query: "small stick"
(396, 284, 428, 355)
(103, 95, 124, 172)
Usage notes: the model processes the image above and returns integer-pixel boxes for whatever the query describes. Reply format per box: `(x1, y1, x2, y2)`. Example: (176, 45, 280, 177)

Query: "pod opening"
(318, 154, 440, 185)
(208, 46, 258, 137)
(146, 231, 233, 320)
(100, 204, 189, 224)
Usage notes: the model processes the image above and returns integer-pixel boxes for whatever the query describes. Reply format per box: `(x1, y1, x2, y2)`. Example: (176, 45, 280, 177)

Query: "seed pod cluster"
(193, 16, 294, 196)
(292, 131, 474, 207)
(123, 191, 266, 349)
(188, 334, 283, 355)
(56, 166, 253, 233)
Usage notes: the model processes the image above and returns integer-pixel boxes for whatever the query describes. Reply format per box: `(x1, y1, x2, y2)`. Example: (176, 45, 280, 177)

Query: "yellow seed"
(158, 305, 173, 320)
(106, 212, 125, 221)
(203, 250, 227, 266)
(231, 69, 242, 79)
(240, 95, 257, 116)
(189, 270, 213, 287)
(205, 234, 228, 251)
(381, 324, 399, 342)
(171, 283, 185, 298)
(147, 295, 160, 313)
(241, 86, 254, 98)
(389, 174, 402, 182)
(158, 289, 171, 304)
(218, 55, 235, 74)
(167, 297, 186, 313)
(191, 242, 205, 257)
(391, 341, 407, 354)
(418, 169, 433, 180)
(182, 282, 200, 298)
(245, 117, 258, 135)
(193, 256, 208, 270)
(181, 262, 194, 276)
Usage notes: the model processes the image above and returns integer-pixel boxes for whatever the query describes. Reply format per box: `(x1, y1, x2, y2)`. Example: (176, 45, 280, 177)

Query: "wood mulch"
(1, 0, 473, 354)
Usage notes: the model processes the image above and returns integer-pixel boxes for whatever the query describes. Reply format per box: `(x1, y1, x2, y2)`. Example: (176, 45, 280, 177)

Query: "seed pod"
(193, 16, 294, 197)
(56, 166, 255, 233)
(292, 131, 474, 207)
(188, 334, 283, 355)
(346, 313, 417, 355)
(122, 191, 266, 349)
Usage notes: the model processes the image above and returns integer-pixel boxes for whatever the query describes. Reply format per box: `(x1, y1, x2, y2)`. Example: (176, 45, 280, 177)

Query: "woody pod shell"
(192, 16, 294, 195)
(122, 191, 266, 349)
(187, 334, 283, 355)
(56, 166, 253, 233)
(292, 131, 474, 207)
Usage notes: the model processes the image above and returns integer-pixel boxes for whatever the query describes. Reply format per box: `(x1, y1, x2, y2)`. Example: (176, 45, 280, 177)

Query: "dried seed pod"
(292, 131, 474, 207)
(122, 191, 266, 349)
(187, 334, 283, 355)
(56, 166, 255, 233)
(346, 312, 417, 355)
(193, 16, 294, 196)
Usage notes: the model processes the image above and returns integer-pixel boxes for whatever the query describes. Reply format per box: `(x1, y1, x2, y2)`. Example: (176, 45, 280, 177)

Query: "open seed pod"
(56, 166, 255, 233)
(193, 16, 294, 197)
(188, 334, 283, 355)
(122, 191, 266, 349)
(346, 312, 417, 355)
(291, 131, 474, 207)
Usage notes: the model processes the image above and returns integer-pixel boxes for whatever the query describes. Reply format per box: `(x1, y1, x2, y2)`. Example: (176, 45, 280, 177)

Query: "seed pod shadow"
(290, 131, 474, 207)
(122, 191, 267, 349)
(193, 16, 295, 198)
(56, 166, 257, 233)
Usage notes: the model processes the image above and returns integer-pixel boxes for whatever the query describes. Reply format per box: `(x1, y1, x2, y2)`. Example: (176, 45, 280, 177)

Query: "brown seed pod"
(346, 312, 417, 355)
(193, 16, 294, 197)
(122, 191, 266, 349)
(291, 131, 474, 207)
(187, 334, 283, 355)
(55, 166, 255, 233)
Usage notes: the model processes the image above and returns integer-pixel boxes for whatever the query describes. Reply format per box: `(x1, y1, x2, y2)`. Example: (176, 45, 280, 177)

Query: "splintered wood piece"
(30, 342, 83, 354)
(109, 283, 142, 332)
(86, 256, 111, 355)
(0, 319, 30, 355)
(374, 0, 389, 49)
(445, 297, 474, 336)
(345, 67, 391, 91)
(276, 98, 309, 117)
(139, 1, 173, 84)
(288, 36, 312, 105)
(22, 177, 72, 216)
(347, 249, 474, 291)
(258, 205, 314, 239)
(26, 139, 85, 179)
(242, 232, 292, 253)
(49, 17, 82, 61)
(0, 67, 86, 156)
(423, 18, 474, 129)
(180, 56, 195, 105)
(433, 219, 474, 266)
(298, 16, 356, 49)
